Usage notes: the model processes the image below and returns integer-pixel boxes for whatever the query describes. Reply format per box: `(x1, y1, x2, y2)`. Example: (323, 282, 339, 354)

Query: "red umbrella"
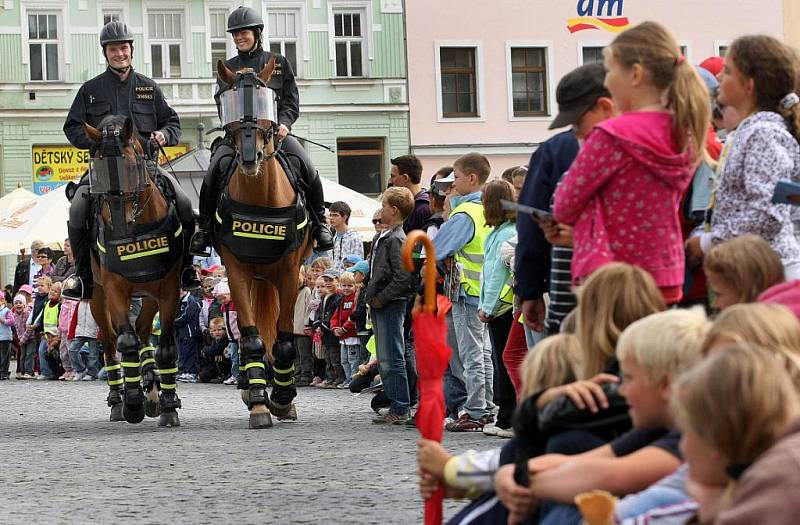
(403, 230, 452, 525)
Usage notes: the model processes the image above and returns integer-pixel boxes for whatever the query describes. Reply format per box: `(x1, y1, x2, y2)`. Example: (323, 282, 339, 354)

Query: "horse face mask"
(219, 70, 277, 164)
(88, 127, 147, 195)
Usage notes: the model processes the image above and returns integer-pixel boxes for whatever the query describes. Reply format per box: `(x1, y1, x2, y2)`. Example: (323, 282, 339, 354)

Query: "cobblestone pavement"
(0, 372, 494, 524)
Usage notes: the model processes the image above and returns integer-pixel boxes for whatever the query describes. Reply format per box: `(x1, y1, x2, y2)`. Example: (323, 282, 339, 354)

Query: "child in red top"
(553, 21, 710, 304)
(331, 271, 361, 387)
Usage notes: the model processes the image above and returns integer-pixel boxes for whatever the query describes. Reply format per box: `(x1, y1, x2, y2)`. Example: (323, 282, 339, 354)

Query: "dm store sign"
(567, 0, 631, 33)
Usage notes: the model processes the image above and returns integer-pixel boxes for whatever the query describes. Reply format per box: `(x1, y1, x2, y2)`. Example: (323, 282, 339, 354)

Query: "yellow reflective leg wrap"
(159, 368, 179, 375)
(160, 383, 176, 390)
(244, 362, 265, 371)
(105, 364, 122, 372)
(273, 365, 294, 375)
(274, 377, 293, 387)
(139, 346, 156, 355)
(125, 376, 142, 383)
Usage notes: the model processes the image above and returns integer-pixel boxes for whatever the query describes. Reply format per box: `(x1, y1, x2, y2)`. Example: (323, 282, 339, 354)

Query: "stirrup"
(181, 269, 201, 291)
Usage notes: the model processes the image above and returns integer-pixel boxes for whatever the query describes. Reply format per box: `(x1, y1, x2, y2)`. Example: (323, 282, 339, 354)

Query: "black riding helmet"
(227, 6, 264, 54)
(100, 21, 134, 70)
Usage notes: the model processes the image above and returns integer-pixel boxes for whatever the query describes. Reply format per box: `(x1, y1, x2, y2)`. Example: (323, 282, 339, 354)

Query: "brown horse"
(83, 115, 183, 427)
(214, 59, 311, 428)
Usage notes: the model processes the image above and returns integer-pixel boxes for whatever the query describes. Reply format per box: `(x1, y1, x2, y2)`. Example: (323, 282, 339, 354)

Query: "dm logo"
(36, 165, 53, 181)
(567, 0, 631, 33)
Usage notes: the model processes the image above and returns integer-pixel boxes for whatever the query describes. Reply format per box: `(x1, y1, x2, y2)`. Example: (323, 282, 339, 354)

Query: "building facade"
(405, 0, 787, 177)
(0, 0, 409, 198)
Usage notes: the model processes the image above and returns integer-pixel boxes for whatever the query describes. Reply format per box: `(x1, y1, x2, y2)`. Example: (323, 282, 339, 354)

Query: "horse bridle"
(225, 71, 282, 165)
(97, 125, 153, 228)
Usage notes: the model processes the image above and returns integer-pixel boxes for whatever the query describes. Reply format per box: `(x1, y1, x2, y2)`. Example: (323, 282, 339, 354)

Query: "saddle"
(91, 164, 183, 283)
(214, 150, 309, 265)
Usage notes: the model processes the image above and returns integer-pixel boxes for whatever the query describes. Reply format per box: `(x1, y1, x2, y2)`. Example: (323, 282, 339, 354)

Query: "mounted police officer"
(62, 21, 201, 300)
(189, 5, 334, 256)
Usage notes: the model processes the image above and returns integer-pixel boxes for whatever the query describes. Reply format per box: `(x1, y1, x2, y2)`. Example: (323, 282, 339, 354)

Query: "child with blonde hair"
(517, 334, 580, 401)
(703, 235, 785, 310)
(553, 21, 711, 305)
(330, 271, 361, 386)
(673, 345, 800, 524)
(292, 265, 315, 386)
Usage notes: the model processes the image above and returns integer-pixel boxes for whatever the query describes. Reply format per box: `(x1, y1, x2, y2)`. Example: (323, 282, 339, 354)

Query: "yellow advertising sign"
(32, 144, 191, 194)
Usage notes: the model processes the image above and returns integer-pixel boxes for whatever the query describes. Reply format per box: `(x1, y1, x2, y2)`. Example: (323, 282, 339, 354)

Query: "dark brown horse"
(214, 60, 311, 428)
(84, 115, 183, 427)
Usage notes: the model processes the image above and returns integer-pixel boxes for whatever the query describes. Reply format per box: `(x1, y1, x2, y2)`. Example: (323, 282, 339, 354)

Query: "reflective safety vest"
(450, 201, 492, 298)
(43, 302, 59, 335)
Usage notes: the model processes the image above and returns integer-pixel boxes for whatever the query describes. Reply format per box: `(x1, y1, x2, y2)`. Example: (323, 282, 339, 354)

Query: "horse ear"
(217, 60, 235, 86)
(123, 117, 134, 142)
(83, 122, 102, 143)
(258, 56, 277, 84)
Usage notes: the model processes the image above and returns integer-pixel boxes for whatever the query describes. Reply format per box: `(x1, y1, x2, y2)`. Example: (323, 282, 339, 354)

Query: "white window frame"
(20, 0, 70, 79)
(25, 11, 62, 82)
(331, 11, 366, 77)
(576, 39, 609, 66)
(505, 41, 555, 123)
(206, 5, 231, 75)
(714, 39, 731, 58)
(264, 0, 308, 77)
(97, 1, 130, 64)
(142, 1, 191, 71)
(144, 9, 187, 79)
(327, 0, 374, 76)
(434, 40, 485, 123)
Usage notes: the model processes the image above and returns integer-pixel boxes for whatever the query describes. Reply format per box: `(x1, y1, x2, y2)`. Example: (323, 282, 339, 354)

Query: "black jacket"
(364, 225, 415, 307)
(514, 131, 579, 300)
(214, 48, 299, 129)
(63, 68, 181, 153)
(13, 258, 31, 294)
(175, 294, 201, 341)
(314, 292, 342, 346)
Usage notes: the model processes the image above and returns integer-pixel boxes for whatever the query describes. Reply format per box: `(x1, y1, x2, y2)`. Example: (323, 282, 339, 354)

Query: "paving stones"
(0, 378, 490, 524)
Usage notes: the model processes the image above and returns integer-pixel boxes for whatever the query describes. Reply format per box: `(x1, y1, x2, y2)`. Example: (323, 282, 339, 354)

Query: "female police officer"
(189, 6, 334, 256)
(61, 21, 201, 299)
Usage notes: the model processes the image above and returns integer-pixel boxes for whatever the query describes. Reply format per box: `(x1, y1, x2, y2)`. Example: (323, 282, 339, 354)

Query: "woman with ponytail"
(553, 21, 710, 305)
(686, 35, 800, 279)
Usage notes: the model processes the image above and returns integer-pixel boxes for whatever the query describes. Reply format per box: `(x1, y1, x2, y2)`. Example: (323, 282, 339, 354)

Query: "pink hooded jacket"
(553, 111, 695, 293)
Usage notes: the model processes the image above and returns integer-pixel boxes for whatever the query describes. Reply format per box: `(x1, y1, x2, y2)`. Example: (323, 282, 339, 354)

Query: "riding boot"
(181, 230, 202, 291)
(190, 141, 234, 257)
(306, 169, 334, 252)
(62, 224, 94, 300)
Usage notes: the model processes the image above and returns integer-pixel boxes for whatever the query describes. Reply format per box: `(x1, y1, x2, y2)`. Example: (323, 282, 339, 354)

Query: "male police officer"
(62, 21, 201, 300)
(189, 6, 334, 256)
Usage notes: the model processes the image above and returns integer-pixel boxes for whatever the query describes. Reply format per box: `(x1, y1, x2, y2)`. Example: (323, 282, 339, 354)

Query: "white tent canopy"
(0, 185, 69, 256)
(0, 186, 37, 217)
(319, 177, 380, 242)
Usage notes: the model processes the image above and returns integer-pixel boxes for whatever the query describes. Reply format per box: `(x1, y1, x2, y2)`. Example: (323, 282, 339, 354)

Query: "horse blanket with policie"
(93, 203, 183, 283)
(214, 150, 309, 265)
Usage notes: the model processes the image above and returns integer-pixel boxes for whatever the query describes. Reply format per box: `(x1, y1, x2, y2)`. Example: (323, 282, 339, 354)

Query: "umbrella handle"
(402, 230, 436, 314)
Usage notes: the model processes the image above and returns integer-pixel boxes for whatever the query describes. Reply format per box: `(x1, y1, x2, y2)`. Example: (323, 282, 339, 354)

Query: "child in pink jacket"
(553, 22, 710, 304)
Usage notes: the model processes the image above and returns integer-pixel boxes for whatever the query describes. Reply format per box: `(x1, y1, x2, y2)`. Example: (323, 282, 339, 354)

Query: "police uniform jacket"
(63, 68, 181, 152)
(214, 48, 299, 130)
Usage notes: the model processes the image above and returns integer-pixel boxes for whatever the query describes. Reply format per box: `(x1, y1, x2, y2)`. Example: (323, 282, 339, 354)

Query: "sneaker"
(82, 375, 96, 381)
(310, 376, 323, 387)
(336, 381, 350, 389)
(319, 381, 339, 389)
(22, 373, 33, 380)
(58, 373, 68, 381)
(15, 372, 23, 380)
(482, 424, 499, 437)
(222, 376, 237, 385)
(36, 374, 53, 381)
(176, 373, 188, 383)
(376, 407, 391, 417)
(372, 412, 410, 425)
(446, 414, 486, 432)
(72, 372, 86, 382)
(186, 374, 198, 383)
(496, 427, 515, 439)
(296, 378, 311, 387)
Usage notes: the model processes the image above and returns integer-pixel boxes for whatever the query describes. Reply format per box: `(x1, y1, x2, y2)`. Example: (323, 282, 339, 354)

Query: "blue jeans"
(371, 298, 410, 415)
(450, 298, 491, 419)
(69, 337, 100, 377)
(38, 338, 54, 378)
(340, 343, 361, 381)
(20, 340, 36, 374)
(177, 337, 199, 375)
(229, 342, 239, 378)
(444, 311, 467, 418)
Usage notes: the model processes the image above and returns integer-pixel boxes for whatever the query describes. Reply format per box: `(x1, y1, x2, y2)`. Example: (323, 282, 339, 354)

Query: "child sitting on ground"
(331, 271, 361, 387)
(198, 317, 231, 383)
(703, 234, 785, 310)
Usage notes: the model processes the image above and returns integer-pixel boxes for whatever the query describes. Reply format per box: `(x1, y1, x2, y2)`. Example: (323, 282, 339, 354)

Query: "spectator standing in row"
(433, 153, 495, 432)
(13, 240, 44, 293)
(68, 300, 100, 380)
(11, 295, 33, 379)
(0, 295, 11, 380)
(34, 280, 61, 380)
(317, 270, 344, 388)
(390, 154, 432, 233)
(51, 239, 75, 284)
(331, 271, 361, 387)
(293, 266, 315, 386)
(329, 201, 364, 272)
(367, 187, 417, 424)
(32, 248, 54, 287)
(176, 289, 202, 382)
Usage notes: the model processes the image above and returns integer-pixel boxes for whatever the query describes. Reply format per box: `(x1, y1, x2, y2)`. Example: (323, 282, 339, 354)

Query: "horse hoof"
(123, 404, 146, 424)
(145, 399, 161, 418)
(271, 402, 298, 421)
(158, 411, 180, 428)
(109, 403, 124, 422)
(249, 411, 273, 429)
